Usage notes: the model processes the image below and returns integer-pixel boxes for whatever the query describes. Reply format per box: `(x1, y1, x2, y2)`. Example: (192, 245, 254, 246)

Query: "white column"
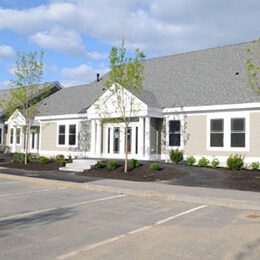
(138, 117, 144, 157)
(12, 127, 17, 153)
(96, 120, 102, 157)
(145, 117, 150, 159)
(90, 120, 96, 156)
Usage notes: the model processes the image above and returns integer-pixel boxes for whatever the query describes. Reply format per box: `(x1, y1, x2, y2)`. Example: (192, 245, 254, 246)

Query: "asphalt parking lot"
(0, 177, 260, 260)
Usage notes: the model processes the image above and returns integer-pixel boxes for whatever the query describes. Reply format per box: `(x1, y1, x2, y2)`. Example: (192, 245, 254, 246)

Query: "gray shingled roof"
(140, 41, 260, 108)
(38, 41, 260, 117)
(0, 81, 63, 116)
(37, 81, 108, 116)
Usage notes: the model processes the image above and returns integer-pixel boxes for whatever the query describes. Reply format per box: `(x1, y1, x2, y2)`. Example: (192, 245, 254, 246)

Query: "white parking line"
(155, 204, 208, 225)
(0, 181, 20, 185)
(57, 204, 208, 260)
(0, 187, 66, 197)
(0, 194, 126, 222)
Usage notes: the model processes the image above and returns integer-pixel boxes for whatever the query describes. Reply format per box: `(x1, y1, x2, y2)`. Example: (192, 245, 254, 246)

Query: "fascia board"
(163, 102, 260, 114)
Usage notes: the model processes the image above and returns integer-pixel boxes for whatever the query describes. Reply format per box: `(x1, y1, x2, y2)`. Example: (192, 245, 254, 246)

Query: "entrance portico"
(87, 84, 163, 160)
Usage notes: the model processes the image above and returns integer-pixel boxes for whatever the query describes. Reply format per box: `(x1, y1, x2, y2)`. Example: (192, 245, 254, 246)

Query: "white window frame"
(166, 115, 184, 150)
(16, 128, 21, 145)
(0, 124, 4, 145)
(10, 128, 14, 145)
(57, 121, 78, 147)
(0, 125, 3, 145)
(207, 112, 249, 151)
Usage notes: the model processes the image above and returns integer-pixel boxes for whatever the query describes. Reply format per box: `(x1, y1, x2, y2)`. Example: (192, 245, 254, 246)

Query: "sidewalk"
(0, 167, 259, 211)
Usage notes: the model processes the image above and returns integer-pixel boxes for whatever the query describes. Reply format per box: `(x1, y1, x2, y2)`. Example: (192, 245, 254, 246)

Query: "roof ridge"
(145, 40, 253, 63)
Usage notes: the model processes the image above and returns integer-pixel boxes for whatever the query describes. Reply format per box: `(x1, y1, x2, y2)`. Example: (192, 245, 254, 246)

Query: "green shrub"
(58, 159, 66, 167)
(55, 154, 66, 166)
(37, 156, 50, 164)
(169, 149, 184, 164)
(149, 162, 160, 171)
(107, 160, 119, 170)
(129, 159, 141, 169)
(198, 157, 209, 167)
(11, 152, 27, 164)
(56, 154, 65, 161)
(186, 156, 196, 166)
(211, 158, 220, 169)
(226, 154, 244, 170)
(94, 161, 105, 169)
(250, 161, 260, 171)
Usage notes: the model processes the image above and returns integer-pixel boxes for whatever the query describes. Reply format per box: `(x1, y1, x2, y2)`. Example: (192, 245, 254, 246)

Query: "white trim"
(37, 150, 92, 158)
(56, 121, 79, 148)
(36, 113, 87, 121)
(0, 124, 4, 145)
(163, 102, 260, 114)
(207, 112, 250, 152)
(166, 114, 185, 150)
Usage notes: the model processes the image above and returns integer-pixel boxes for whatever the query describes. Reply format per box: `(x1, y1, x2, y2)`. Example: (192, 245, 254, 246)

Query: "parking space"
(0, 177, 259, 260)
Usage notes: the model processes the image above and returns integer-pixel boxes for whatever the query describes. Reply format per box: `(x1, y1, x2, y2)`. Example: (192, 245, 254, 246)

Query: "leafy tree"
(247, 38, 260, 93)
(97, 39, 145, 172)
(0, 51, 47, 164)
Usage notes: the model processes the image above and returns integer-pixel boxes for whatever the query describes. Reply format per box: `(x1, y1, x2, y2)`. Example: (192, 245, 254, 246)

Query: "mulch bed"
(1, 160, 259, 192)
(78, 162, 188, 182)
(2, 161, 61, 171)
(217, 167, 260, 192)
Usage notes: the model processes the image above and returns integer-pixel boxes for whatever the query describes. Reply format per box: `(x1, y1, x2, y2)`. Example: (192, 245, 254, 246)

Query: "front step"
(59, 159, 98, 172)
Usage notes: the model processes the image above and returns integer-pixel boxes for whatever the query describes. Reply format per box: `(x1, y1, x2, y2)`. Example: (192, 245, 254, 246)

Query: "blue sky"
(0, 0, 260, 90)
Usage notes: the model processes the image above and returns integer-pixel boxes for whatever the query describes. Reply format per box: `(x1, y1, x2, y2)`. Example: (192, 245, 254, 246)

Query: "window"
(169, 120, 181, 146)
(135, 127, 138, 154)
(231, 118, 245, 147)
(31, 132, 35, 149)
(208, 115, 247, 150)
(58, 125, 66, 145)
(10, 128, 14, 144)
(114, 127, 120, 153)
(16, 128, 21, 145)
(210, 119, 224, 147)
(58, 124, 77, 146)
(107, 128, 111, 153)
(69, 124, 76, 145)
(0, 128, 2, 145)
(126, 127, 132, 153)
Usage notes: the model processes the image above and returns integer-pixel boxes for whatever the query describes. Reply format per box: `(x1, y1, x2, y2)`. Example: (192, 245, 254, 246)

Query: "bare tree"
(0, 51, 48, 164)
(96, 39, 145, 172)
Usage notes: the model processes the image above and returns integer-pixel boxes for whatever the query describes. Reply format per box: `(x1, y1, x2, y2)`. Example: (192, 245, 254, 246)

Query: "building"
(2, 42, 260, 165)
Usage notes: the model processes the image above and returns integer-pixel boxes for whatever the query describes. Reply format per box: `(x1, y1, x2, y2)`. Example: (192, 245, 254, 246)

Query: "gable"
(87, 84, 148, 119)
(5, 109, 26, 126)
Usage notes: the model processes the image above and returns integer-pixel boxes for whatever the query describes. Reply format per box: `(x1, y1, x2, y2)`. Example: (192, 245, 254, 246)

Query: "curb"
(0, 173, 259, 211)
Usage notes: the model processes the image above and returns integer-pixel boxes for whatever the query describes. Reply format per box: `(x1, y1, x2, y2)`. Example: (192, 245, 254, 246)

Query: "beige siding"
(249, 112, 260, 157)
(150, 118, 163, 154)
(184, 112, 260, 159)
(184, 115, 236, 157)
(40, 122, 60, 151)
(184, 115, 207, 155)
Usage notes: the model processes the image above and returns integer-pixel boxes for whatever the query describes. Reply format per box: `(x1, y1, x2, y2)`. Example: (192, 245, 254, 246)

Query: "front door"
(105, 124, 139, 157)
(113, 127, 120, 153)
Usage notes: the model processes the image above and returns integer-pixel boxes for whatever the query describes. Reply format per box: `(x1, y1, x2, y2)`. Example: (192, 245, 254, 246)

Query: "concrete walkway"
(0, 168, 259, 211)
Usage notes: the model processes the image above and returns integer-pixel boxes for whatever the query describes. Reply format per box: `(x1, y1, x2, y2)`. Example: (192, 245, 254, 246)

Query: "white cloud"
(30, 27, 86, 56)
(87, 51, 108, 60)
(0, 45, 15, 57)
(60, 64, 109, 87)
(0, 0, 259, 57)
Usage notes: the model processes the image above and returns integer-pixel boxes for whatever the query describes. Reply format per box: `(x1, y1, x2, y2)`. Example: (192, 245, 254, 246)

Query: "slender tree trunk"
(25, 127, 30, 164)
(124, 126, 128, 173)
